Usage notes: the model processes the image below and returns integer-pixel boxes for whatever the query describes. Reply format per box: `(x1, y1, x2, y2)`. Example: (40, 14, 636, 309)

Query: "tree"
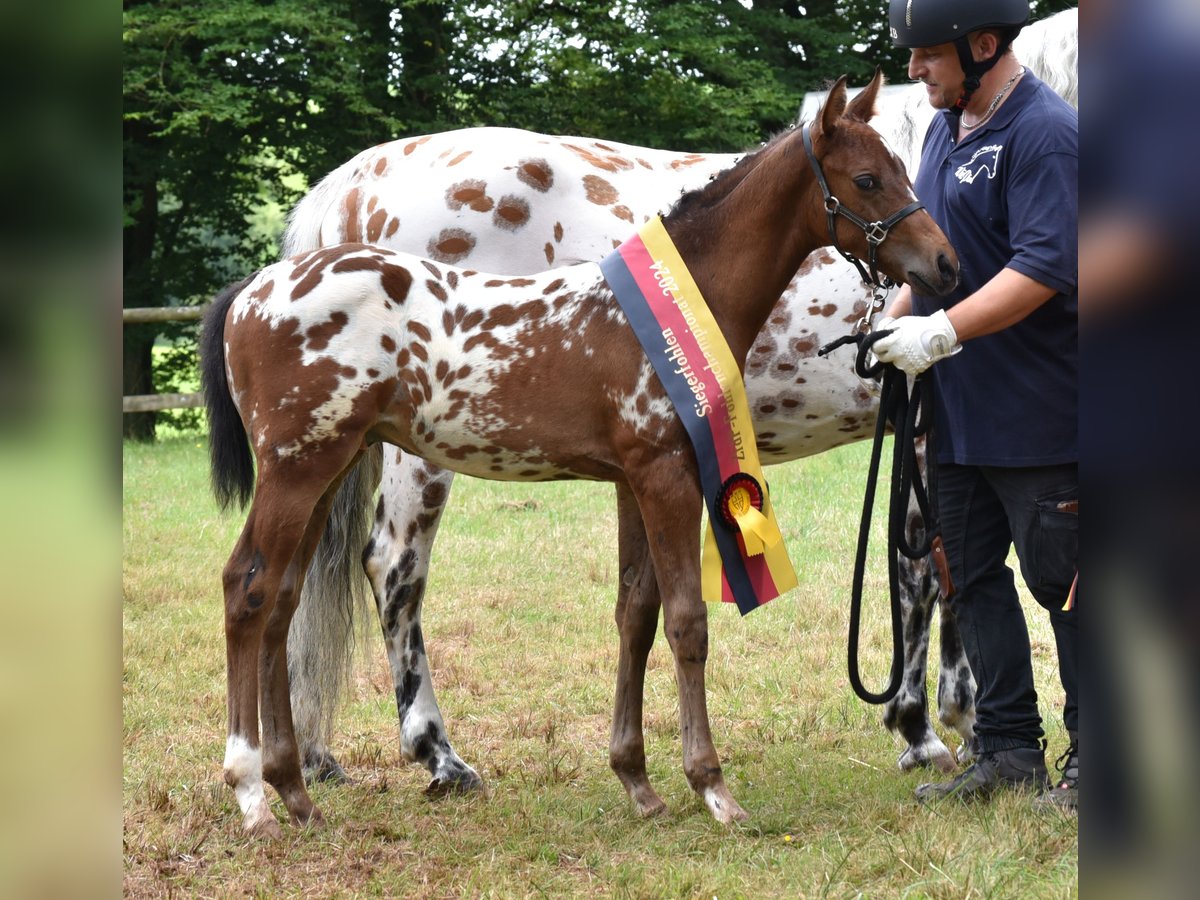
(123, 0, 412, 438)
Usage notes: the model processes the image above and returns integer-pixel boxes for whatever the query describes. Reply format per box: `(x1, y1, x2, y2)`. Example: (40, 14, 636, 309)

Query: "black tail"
(200, 276, 256, 509)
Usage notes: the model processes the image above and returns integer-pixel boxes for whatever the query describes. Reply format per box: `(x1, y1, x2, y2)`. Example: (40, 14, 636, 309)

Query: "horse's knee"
(223, 549, 273, 628)
(663, 605, 708, 664)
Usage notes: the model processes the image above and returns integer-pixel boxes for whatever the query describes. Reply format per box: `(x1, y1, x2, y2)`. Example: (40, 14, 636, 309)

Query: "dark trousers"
(938, 462, 1078, 753)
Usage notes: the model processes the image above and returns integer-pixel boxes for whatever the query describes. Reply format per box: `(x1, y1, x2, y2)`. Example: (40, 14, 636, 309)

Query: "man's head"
(888, 0, 1030, 113)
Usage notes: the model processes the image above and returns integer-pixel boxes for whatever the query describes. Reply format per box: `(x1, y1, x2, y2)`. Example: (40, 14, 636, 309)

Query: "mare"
(280, 7, 1079, 788)
(202, 74, 957, 836)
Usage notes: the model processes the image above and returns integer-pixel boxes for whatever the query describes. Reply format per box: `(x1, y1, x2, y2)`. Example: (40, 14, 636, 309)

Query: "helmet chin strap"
(951, 33, 1016, 116)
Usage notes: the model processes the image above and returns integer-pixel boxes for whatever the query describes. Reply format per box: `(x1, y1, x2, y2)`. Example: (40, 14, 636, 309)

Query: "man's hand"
(871, 309, 960, 376)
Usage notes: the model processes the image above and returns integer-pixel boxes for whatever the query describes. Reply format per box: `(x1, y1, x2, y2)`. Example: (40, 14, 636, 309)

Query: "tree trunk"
(123, 118, 160, 441)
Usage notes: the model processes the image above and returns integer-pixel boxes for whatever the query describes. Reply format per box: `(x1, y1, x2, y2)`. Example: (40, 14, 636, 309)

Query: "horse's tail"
(280, 160, 383, 763)
(280, 154, 363, 258)
(200, 275, 256, 510)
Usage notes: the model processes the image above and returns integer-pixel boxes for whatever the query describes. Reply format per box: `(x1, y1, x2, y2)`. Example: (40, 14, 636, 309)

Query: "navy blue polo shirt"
(911, 71, 1078, 467)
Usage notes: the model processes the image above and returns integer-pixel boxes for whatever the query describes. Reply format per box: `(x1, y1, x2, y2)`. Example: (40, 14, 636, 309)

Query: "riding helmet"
(888, 0, 1030, 49)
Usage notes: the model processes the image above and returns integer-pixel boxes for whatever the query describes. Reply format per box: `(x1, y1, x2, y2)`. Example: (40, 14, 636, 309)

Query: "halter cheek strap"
(801, 124, 925, 292)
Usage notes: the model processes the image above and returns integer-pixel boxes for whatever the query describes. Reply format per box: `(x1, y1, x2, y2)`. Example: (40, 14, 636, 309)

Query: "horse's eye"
(854, 175, 879, 191)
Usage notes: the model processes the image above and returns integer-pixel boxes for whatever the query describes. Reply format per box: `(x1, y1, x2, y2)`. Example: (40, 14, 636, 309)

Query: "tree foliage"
(122, 0, 1075, 438)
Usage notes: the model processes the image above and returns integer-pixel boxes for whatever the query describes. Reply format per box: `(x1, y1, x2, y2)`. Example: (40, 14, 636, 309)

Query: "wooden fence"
(122, 306, 209, 413)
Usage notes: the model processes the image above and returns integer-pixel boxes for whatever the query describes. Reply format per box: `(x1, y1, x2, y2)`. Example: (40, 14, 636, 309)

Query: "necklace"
(961, 67, 1024, 130)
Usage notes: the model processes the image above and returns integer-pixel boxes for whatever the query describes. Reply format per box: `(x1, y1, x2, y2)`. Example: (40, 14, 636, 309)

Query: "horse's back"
(228, 243, 657, 481)
(284, 127, 732, 273)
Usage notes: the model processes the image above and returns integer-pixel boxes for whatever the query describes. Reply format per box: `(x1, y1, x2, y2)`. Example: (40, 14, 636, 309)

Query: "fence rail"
(123, 305, 210, 413)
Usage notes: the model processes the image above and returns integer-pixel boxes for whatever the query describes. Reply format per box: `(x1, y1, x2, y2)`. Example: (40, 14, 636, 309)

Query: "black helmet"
(889, 0, 1030, 49)
(889, 0, 1030, 116)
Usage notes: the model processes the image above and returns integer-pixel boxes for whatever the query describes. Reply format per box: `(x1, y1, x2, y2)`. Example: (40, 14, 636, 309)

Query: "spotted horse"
(202, 74, 958, 836)
(281, 7, 1079, 792)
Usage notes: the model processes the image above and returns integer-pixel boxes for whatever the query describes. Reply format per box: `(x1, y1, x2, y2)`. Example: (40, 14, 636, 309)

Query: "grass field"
(122, 436, 1076, 897)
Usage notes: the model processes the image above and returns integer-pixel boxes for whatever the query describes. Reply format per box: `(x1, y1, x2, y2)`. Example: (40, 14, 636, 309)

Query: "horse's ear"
(846, 68, 885, 123)
(818, 75, 850, 137)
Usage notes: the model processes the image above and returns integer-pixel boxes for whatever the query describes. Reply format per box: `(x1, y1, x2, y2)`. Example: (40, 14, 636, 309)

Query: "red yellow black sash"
(600, 217, 797, 614)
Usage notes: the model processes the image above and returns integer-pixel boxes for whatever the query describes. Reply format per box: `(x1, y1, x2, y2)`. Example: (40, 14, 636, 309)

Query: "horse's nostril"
(937, 253, 957, 284)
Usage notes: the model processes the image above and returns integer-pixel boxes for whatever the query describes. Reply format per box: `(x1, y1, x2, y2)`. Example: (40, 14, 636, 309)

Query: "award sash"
(600, 217, 797, 615)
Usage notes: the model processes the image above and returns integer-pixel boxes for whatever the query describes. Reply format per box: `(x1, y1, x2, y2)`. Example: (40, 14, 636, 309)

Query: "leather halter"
(801, 124, 926, 291)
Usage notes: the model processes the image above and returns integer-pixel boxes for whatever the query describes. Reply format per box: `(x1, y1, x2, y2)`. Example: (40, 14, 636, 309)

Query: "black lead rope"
(818, 329, 947, 705)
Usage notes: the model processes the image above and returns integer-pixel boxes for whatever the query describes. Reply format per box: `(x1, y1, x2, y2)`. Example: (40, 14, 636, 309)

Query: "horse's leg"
(629, 463, 747, 824)
(935, 600, 978, 762)
(884, 548, 956, 773)
(257, 461, 362, 827)
(222, 475, 332, 838)
(882, 439, 956, 772)
(363, 450, 481, 794)
(608, 483, 666, 817)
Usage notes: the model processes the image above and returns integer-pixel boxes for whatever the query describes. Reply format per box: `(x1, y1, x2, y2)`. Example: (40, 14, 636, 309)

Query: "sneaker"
(916, 744, 1049, 802)
(1033, 738, 1078, 812)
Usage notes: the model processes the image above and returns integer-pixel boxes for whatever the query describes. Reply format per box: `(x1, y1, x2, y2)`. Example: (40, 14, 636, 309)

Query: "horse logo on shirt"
(955, 145, 1003, 184)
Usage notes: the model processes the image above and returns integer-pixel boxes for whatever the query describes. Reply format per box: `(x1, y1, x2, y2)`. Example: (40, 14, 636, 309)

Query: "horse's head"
(807, 70, 958, 297)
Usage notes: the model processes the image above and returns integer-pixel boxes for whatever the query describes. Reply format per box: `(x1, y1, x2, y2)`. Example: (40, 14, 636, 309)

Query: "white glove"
(866, 316, 896, 369)
(871, 309, 960, 376)
(873, 315, 897, 333)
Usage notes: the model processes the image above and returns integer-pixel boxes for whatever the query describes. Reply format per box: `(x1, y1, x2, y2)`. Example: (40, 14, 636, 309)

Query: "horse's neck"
(666, 131, 821, 366)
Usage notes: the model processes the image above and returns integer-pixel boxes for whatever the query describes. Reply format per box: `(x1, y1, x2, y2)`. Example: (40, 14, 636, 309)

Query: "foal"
(203, 73, 957, 837)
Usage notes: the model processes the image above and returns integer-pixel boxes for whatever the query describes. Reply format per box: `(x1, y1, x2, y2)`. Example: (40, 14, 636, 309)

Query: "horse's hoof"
(290, 805, 327, 829)
(635, 797, 668, 818)
(956, 738, 979, 765)
(303, 751, 353, 786)
(244, 810, 284, 840)
(425, 767, 484, 797)
(704, 787, 749, 824)
(898, 743, 956, 773)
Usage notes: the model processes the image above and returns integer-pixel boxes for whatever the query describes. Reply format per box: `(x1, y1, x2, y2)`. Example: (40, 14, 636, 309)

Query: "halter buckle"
(864, 222, 889, 245)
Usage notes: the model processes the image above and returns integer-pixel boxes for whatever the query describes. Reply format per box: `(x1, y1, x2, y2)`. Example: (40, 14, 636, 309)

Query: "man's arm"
(875, 268, 1058, 375)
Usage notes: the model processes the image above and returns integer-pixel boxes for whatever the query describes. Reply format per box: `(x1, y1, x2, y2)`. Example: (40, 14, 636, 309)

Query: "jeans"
(938, 462, 1078, 753)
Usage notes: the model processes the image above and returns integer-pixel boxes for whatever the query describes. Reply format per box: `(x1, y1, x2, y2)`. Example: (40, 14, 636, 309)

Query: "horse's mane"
(664, 126, 798, 228)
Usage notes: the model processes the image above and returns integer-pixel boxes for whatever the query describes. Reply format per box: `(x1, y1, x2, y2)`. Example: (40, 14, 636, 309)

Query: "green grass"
(123, 437, 1076, 897)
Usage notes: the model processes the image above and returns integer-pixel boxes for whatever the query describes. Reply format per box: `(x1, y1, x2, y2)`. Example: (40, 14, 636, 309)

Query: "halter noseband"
(801, 123, 925, 297)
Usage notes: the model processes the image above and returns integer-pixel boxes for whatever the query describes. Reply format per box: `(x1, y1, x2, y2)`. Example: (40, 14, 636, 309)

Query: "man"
(874, 0, 1078, 808)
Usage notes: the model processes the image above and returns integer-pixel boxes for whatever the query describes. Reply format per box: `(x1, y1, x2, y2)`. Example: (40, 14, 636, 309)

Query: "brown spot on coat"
(366, 208, 388, 243)
(494, 196, 531, 231)
(611, 205, 633, 223)
(447, 180, 493, 213)
(341, 188, 363, 242)
(517, 159, 553, 192)
(583, 174, 618, 206)
(427, 228, 476, 264)
(329, 255, 413, 305)
(250, 278, 275, 301)
(305, 311, 349, 352)
(403, 137, 430, 155)
(564, 143, 632, 173)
